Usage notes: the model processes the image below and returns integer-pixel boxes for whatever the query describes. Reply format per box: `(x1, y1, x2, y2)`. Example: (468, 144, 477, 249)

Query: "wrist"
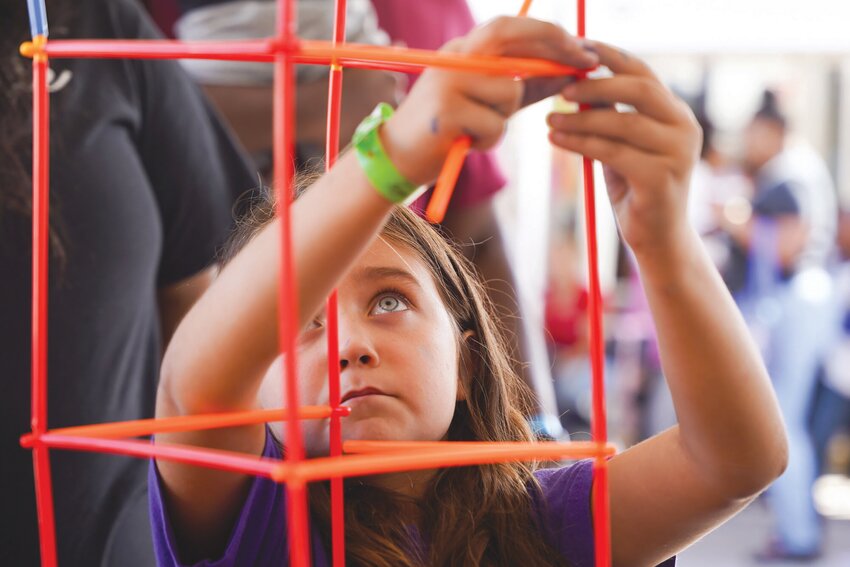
(353, 103, 426, 204)
(631, 224, 704, 281)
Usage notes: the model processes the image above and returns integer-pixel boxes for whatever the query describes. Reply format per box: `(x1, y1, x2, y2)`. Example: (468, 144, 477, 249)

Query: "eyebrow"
(353, 266, 422, 288)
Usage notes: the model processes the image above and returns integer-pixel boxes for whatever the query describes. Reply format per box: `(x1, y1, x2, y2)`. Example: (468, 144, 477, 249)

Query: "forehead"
(342, 237, 435, 290)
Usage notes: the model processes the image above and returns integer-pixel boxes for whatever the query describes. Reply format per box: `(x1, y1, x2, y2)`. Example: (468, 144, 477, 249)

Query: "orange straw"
(19, 406, 342, 444)
(277, 441, 615, 483)
(425, 136, 471, 223)
(344, 439, 612, 455)
(425, 0, 537, 225)
(22, 39, 579, 79)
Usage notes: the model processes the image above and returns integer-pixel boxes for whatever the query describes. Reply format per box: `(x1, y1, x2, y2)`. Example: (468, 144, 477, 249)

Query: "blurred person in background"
(152, 0, 564, 438)
(544, 213, 590, 434)
(718, 90, 838, 562)
(687, 93, 752, 272)
(0, 0, 255, 564)
(811, 210, 850, 478)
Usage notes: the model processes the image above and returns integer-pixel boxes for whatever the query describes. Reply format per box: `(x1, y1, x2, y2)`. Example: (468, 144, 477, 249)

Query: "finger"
(439, 96, 508, 151)
(522, 75, 578, 107)
(561, 75, 684, 125)
(582, 40, 658, 80)
(549, 130, 659, 186)
(547, 108, 676, 155)
(454, 72, 523, 117)
(462, 16, 598, 70)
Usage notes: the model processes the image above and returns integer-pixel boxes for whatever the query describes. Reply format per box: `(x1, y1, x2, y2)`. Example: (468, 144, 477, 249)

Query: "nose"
(337, 320, 379, 371)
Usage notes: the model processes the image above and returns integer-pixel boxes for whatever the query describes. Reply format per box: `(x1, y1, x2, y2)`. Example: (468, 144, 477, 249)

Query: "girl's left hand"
(547, 41, 702, 257)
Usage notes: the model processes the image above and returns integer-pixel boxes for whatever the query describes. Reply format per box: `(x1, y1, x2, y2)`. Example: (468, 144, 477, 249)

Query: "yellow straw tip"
(21, 35, 48, 59)
(19, 41, 35, 58)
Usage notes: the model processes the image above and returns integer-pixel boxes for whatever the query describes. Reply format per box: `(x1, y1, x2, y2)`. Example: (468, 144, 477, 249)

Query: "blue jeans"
(739, 269, 837, 553)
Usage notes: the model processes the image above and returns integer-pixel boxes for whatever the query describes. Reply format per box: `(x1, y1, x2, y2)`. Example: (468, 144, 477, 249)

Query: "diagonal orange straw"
(18, 406, 343, 444)
(425, 0, 537, 225)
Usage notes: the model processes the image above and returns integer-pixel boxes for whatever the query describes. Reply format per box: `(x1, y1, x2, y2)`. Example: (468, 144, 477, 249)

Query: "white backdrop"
(470, 0, 850, 54)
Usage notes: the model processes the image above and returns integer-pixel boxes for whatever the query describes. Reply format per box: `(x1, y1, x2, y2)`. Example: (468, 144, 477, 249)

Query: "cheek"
(404, 339, 460, 434)
(295, 345, 328, 404)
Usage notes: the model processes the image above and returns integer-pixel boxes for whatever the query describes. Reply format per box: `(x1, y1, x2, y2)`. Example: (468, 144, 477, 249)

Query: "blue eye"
(373, 293, 409, 315)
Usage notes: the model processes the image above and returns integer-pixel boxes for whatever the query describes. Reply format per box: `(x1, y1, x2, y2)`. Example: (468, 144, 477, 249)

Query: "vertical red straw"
(30, 37, 58, 567)
(325, 0, 348, 565)
(275, 0, 311, 565)
(576, 1, 611, 566)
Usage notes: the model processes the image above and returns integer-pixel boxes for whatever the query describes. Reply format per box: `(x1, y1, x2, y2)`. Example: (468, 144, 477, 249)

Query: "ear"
(456, 330, 478, 402)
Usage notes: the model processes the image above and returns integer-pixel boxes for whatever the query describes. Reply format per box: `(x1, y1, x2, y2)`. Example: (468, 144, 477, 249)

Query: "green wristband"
(352, 103, 421, 204)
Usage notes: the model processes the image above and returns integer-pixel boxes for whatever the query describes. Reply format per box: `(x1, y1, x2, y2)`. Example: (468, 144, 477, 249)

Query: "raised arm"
(154, 17, 598, 561)
(548, 42, 787, 566)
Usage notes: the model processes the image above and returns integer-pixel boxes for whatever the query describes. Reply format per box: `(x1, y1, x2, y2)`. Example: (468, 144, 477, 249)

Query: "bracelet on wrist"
(352, 103, 424, 204)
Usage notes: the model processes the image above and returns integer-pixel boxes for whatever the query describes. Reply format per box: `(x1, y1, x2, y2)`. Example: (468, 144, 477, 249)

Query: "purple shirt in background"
(149, 432, 676, 566)
(370, 0, 507, 212)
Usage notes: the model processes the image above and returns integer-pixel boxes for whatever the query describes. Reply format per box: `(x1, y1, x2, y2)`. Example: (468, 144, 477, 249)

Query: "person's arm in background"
(200, 70, 400, 160)
(170, 0, 400, 174)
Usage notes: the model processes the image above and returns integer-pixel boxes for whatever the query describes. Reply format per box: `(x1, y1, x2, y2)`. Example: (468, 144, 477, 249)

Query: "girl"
(151, 16, 788, 567)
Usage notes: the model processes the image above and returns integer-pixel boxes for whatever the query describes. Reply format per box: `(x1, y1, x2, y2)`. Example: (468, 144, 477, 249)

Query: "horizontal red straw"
(33, 433, 613, 485)
(38, 434, 279, 478)
(19, 406, 344, 444)
(21, 39, 580, 79)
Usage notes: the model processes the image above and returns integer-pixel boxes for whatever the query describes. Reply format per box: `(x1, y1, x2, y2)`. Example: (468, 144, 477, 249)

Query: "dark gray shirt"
(0, 1, 254, 564)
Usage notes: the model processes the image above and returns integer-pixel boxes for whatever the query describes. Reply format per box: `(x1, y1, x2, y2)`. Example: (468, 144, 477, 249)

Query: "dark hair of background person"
(0, 0, 75, 265)
(754, 89, 787, 131)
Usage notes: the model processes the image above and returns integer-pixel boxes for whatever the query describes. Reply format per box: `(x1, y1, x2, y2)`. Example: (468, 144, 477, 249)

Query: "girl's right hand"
(380, 16, 598, 187)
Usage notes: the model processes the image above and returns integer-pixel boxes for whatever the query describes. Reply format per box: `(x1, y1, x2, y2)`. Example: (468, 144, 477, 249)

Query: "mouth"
(341, 387, 388, 405)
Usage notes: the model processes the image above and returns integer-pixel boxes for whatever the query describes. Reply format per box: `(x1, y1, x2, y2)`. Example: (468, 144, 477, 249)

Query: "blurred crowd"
(545, 87, 850, 561)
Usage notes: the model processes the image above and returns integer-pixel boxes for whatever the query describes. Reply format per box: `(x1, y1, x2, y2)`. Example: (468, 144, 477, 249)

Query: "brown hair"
(223, 180, 568, 566)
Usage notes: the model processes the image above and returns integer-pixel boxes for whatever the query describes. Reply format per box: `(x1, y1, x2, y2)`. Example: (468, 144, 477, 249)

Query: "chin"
(342, 417, 408, 443)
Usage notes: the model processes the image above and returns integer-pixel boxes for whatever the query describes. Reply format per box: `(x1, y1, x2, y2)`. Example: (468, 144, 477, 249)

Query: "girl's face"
(260, 237, 464, 457)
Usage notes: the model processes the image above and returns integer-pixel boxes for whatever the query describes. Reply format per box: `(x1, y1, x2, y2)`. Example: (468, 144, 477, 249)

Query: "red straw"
(575, 1, 612, 565)
(325, 0, 348, 564)
(30, 40, 58, 567)
(40, 434, 281, 478)
(19, 406, 341, 444)
(26, 39, 579, 79)
(274, 0, 312, 565)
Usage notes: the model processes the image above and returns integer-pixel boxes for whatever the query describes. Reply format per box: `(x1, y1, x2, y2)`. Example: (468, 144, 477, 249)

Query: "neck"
(365, 469, 436, 500)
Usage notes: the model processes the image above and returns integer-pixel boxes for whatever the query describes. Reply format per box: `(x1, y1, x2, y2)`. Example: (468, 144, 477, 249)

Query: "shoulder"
(69, 0, 162, 40)
(531, 460, 596, 566)
(148, 431, 288, 566)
